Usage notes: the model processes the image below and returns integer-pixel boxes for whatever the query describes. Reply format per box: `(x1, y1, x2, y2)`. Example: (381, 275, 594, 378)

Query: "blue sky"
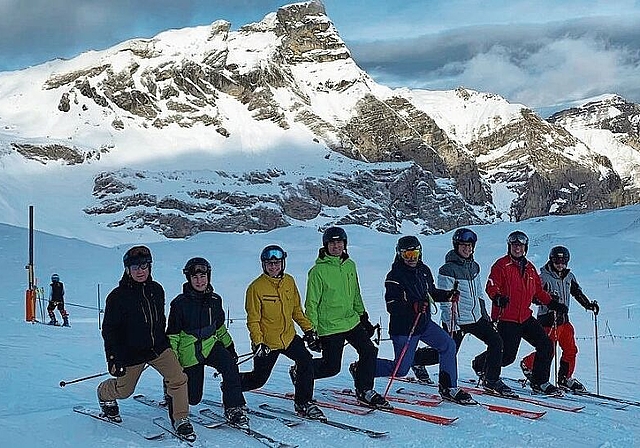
(1, 0, 640, 111)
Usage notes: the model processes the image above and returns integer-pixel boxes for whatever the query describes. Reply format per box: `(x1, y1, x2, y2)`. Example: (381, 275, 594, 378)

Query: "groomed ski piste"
(1, 205, 639, 447)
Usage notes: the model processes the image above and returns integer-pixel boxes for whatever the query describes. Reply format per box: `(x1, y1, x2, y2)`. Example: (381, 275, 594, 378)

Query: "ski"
(200, 399, 302, 427)
(320, 390, 457, 425)
(199, 408, 297, 448)
(568, 390, 638, 407)
(73, 405, 165, 440)
(258, 403, 388, 439)
(322, 387, 442, 408)
(395, 388, 546, 420)
(152, 416, 196, 445)
(132, 394, 225, 428)
(248, 389, 374, 415)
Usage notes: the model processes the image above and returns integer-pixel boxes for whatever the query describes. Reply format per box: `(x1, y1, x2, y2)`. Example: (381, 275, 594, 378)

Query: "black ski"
(73, 405, 165, 440)
(569, 390, 640, 407)
(199, 408, 297, 448)
(133, 394, 225, 428)
(258, 403, 388, 438)
(200, 398, 302, 427)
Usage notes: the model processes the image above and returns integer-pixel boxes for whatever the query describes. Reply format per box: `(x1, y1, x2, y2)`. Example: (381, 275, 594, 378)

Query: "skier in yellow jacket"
(240, 245, 325, 420)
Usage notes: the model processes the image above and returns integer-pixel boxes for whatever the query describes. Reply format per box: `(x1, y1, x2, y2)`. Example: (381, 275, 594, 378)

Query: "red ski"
(323, 389, 457, 425)
(395, 388, 546, 420)
(324, 388, 442, 407)
(248, 389, 374, 415)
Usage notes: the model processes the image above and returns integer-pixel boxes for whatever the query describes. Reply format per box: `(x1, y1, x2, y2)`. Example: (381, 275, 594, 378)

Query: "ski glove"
(586, 300, 599, 315)
(547, 299, 569, 315)
(360, 312, 376, 338)
(303, 330, 322, 352)
(413, 301, 429, 314)
(253, 343, 271, 358)
(449, 290, 460, 303)
(107, 355, 126, 377)
(227, 343, 239, 363)
(492, 294, 510, 308)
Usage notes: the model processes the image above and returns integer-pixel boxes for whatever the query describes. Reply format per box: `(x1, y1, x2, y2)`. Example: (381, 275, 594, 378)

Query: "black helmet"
(322, 226, 347, 247)
(507, 231, 529, 253)
(260, 245, 287, 276)
(51, 273, 60, 282)
(123, 245, 152, 268)
(452, 228, 478, 248)
(396, 235, 422, 260)
(549, 246, 570, 264)
(183, 257, 212, 282)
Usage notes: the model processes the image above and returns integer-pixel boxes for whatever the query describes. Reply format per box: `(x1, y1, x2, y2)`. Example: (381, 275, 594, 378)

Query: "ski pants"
(47, 300, 68, 318)
(412, 318, 504, 383)
(184, 343, 245, 408)
(476, 317, 553, 385)
(97, 348, 189, 423)
(521, 321, 578, 380)
(375, 319, 458, 388)
(240, 335, 314, 406)
(313, 323, 378, 393)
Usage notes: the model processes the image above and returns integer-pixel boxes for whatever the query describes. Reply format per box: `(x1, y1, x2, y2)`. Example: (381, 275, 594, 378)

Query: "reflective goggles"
(129, 262, 149, 271)
(189, 265, 210, 276)
(400, 248, 421, 260)
(262, 248, 285, 260)
(550, 256, 568, 265)
(508, 234, 529, 245)
(457, 230, 477, 243)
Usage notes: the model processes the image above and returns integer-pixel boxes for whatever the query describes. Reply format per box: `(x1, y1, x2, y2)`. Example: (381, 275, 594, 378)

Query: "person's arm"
(304, 268, 322, 330)
(166, 300, 181, 353)
(245, 282, 264, 345)
(352, 263, 365, 317)
(290, 278, 313, 332)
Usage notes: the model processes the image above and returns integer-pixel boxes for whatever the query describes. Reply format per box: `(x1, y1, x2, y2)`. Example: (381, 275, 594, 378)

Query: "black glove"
(107, 355, 126, 377)
(586, 301, 599, 315)
(227, 343, 239, 363)
(360, 312, 375, 338)
(413, 301, 429, 314)
(492, 294, 510, 308)
(253, 343, 271, 358)
(547, 299, 569, 315)
(303, 330, 322, 352)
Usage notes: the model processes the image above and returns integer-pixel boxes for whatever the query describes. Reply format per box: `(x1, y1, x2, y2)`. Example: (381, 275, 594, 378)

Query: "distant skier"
(520, 246, 599, 392)
(483, 231, 568, 396)
(47, 274, 69, 327)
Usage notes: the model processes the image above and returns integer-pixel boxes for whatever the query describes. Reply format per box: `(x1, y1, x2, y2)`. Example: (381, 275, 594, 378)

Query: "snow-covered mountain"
(0, 1, 636, 242)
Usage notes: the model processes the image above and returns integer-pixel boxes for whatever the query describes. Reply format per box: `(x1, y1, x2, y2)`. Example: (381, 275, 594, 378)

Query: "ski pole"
(594, 305, 600, 394)
(60, 371, 109, 387)
(383, 310, 423, 398)
(213, 353, 255, 378)
(553, 311, 558, 385)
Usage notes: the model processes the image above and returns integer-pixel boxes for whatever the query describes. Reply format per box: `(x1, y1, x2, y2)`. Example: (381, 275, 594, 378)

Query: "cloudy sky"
(1, 0, 639, 113)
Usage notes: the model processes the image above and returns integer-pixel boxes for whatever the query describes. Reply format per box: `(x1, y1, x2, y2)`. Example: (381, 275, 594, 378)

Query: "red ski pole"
(383, 310, 423, 398)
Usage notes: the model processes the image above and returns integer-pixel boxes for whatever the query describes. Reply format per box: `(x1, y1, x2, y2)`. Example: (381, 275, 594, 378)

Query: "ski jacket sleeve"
(245, 280, 265, 346)
(570, 278, 591, 309)
(304, 266, 323, 331)
(290, 278, 313, 333)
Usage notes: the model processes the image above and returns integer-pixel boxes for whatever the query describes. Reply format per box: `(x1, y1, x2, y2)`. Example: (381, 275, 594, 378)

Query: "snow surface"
(1, 205, 639, 447)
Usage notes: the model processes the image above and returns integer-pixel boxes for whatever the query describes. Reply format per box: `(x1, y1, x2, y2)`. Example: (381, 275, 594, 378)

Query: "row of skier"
(94, 226, 598, 441)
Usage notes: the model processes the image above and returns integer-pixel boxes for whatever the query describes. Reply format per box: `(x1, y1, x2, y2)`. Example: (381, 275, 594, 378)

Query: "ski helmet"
(260, 245, 287, 276)
(51, 273, 60, 282)
(123, 245, 152, 268)
(396, 235, 422, 261)
(549, 246, 570, 264)
(452, 228, 478, 248)
(507, 231, 529, 253)
(183, 257, 212, 282)
(322, 226, 347, 248)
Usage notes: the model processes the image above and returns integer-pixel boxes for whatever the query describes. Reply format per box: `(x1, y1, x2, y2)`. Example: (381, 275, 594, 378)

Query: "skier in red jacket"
(480, 231, 568, 395)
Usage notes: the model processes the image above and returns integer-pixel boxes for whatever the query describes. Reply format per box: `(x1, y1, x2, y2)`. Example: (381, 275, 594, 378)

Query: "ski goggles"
(123, 246, 152, 267)
(507, 233, 529, 245)
(262, 248, 286, 260)
(400, 248, 421, 261)
(550, 256, 568, 265)
(457, 229, 477, 243)
(189, 265, 210, 276)
(129, 262, 149, 271)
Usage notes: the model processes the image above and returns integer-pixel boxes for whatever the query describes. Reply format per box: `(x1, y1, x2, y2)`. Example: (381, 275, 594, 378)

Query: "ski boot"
(483, 378, 518, 398)
(531, 381, 563, 396)
(356, 389, 392, 409)
(99, 399, 122, 422)
(225, 406, 249, 429)
(412, 365, 434, 384)
(439, 386, 476, 405)
(295, 401, 326, 420)
(173, 418, 196, 442)
(558, 377, 587, 393)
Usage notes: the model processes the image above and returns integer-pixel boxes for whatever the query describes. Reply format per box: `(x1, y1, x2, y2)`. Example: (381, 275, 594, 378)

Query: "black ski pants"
(183, 343, 245, 408)
(414, 318, 504, 382)
(479, 317, 553, 385)
(240, 335, 314, 406)
(313, 323, 378, 393)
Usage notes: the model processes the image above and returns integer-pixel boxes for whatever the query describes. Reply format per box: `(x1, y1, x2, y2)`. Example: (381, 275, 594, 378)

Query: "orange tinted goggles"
(400, 248, 421, 260)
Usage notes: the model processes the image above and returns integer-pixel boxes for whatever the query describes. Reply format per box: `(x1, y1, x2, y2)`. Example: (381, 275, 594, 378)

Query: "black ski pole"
(594, 304, 600, 394)
(60, 371, 109, 387)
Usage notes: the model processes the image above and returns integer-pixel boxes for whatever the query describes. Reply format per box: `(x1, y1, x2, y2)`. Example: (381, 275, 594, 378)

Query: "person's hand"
(253, 343, 271, 358)
(107, 355, 126, 377)
(303, 330, 322, 352)
(492, 294, 510, 308)
(547, 299, 569, 315)
(360, 312, 376, 338)
(449, 290, 460, 303)
(413, 301, 429, 314)
(227, 343, 239, 363)
(586, 301, 599, 315)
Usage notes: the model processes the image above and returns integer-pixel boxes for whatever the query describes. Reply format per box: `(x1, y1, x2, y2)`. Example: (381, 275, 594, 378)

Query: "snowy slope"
(1, 205, 639, 447)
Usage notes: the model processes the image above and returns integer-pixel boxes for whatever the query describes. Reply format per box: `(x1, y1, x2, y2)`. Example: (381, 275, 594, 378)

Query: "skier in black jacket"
(47, 273, 69, 326)
(96, 246, 196, 442)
